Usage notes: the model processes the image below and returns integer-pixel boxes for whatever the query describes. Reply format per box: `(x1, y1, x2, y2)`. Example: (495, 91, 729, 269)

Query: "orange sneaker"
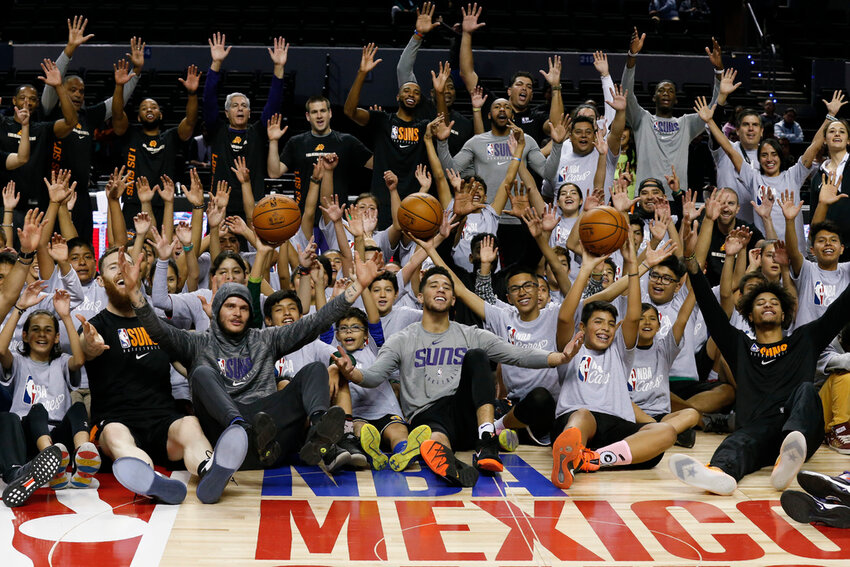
(575, 447, 601, 472)
(551, 427, 583, 489)
(421, 439, 479, 487)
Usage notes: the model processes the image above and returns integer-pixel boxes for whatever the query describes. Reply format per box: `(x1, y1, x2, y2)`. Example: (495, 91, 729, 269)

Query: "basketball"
(579, 206, 629, 256)
(252, 195, 302, 245)
(398, 193, 442, 239)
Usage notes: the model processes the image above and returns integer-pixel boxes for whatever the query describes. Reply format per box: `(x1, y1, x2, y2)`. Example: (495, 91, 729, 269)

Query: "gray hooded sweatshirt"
(134, 282, 351, 404)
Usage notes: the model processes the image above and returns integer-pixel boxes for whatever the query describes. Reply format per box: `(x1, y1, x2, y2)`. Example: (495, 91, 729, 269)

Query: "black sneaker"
(321, 444, 351, 472)
(420, 439, 479, 487)
(781, 490, 850, 528)
(300, 406, 345, 466)
(675, 428, 697, 448)
(2, 445, 62, 507)
(252, 412, 281, 467)
(196, 424, 248, 504)
(798, 470, 850, 507)
(702, 412, 735, 433)
(338, 432, 369, 469)
(472, 432, 503, 473)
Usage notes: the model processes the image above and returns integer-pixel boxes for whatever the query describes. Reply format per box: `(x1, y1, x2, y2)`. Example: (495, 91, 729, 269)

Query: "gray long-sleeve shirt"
(359, 321, 552, 419)
(42, 51, 138, 119)
(436, 132, 558, 205)
(621, 64, 719, 196)
(397, 35, 420, 87)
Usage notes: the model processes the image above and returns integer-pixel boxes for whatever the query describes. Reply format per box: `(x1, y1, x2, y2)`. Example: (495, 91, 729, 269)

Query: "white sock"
(478, 422, 495, 439)
(707, 370, 719, 382)
(493, 417, 506, 434)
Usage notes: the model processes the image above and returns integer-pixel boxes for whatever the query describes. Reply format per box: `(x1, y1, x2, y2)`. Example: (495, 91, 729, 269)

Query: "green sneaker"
(498, 429, 519, 452)
(359, 423, 388, 470)
(389, 425, 431, 472)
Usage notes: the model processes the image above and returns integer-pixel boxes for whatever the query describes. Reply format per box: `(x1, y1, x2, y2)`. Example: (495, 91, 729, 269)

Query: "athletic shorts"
(670, 379, 726, 400)
(354, 413, 406, 434)
(95, 413, 186, 469)
(554, 410, 644, 449)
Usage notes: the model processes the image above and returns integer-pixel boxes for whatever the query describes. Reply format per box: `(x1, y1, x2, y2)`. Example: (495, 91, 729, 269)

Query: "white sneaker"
(771, 431, 806, 491)
(669, 453, 737, 496)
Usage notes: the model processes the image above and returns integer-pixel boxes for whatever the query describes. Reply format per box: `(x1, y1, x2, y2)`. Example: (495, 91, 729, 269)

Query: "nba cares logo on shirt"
(627, 368, 637, 392)
(578, 356, 592, 382)
(814, 280, 833, 305)
(23, 375, 44, 405)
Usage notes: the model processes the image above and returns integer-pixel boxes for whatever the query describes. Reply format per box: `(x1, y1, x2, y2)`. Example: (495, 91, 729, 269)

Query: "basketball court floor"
(4, 431, 850, 566)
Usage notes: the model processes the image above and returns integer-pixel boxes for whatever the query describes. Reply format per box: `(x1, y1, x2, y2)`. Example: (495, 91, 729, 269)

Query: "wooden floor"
(4, 432, 850, 566)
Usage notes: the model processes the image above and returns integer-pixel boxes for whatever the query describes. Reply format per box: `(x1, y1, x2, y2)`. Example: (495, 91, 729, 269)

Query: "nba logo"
(627, 368, 637, 391)
(507, 326, 517, 345)
(117, 329, 131, 348)
(486, 143, 495, 157)
(578, 356, 592, 382)
(391, 125, 399, 140)
(23, 375, 37, 405)
(217, 358, 226, 373)
(814, 281, 826, 305)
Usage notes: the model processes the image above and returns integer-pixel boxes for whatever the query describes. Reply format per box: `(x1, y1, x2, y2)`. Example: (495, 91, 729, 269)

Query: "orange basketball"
(252, 194, 301, 245)
(398, 193, 442, 239)
(579, 206, 629, 256)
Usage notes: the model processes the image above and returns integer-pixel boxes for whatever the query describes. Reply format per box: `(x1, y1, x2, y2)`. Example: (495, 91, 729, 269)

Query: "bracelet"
(512, 157, 521, 162)
(17, 250, 35, 260)
(640, 261, 649, 271)
(310, 177, 322, 184)
(627, 50, 638, 57)
(0, 224, 12, 228)
(297, 265, 311, 275)
(826, 114, 837, 122)
(684, 253, 696, 262)
(413, 29, 424, 38)
(472, 108, 481, 112)
(12, 305, 24, 315)
(551, 85, 562, 91)
(192, 203, 205, 210)
(628, 272, 639, 277)
(183, 244, 194, 252)
(714, 68, 724, 75)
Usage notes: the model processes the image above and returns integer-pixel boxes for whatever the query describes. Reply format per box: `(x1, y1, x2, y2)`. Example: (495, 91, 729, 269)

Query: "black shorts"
(495, 399, 514, 419)
(354, 413, 406, 434)
(96, 413, 186, 470)
(694, 341, 714, 381)
(410, 396, 478, 451)
(670, 379, 726, 400)
(554, 410, 644, 449)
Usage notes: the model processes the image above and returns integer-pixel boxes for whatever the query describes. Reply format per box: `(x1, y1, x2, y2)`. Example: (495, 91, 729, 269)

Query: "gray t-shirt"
(712, 140, 759, 223)
(483, 302, 562, 400)
(792, 260, 850, 328)
(452, 203, 500, 272)
(360, 321, 551, 419)
(274, 337, 336, 380)
(347, 344, 403, 421)
(2, 352, 74, 424)
(556, 331, 635, 422)
(542, 140, 618, 201)
(629, 332, 682, 415)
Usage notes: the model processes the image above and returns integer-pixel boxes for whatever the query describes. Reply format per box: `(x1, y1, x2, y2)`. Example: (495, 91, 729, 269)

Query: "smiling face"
(638, 306, 660, 344)
(219, 296, 250, 334)
(758, 142, 781, 176)
(825, 121, 849, 153)
(370, 279, 397, 317)
(69, 245, 97, 285)
(323, 251, 343, 281)
(100, 250, 134, 310)
(65, 77, 86, 110)
(489, 98, 513, 129)
(417, 273, 455, 313)
(570, 120, 596, 155)
(759, 243, 781, 279)
(506, 272, 540, 317)
(811, 228, 844, 267)
(557, 184, 582, 216)
(647, 266, 680, 304)
(653, 81, 677, 113)
(639, 183, 664, 213)
(23, 313, 59, 360)
(465, 178, 486, 205)
(716, 188, 740, 226)
(397, 82, 422, 111)
(336, 316, 368, 352)
(225, 95, 250, 129)
(138, 98, 163, 127)
(749, 292, 783, 328)
(306, 100, 332, 135)
(581, 309, 617, 350)
(508, 75, 534, 110)
(219, 231, 240, 254)
(267, 297, 301, 327)
(13, 86, 38, 114)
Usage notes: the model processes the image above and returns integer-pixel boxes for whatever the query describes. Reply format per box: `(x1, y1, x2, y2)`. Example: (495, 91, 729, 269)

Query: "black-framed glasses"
(338, 325, 366, 333)
(648, 271, 675, 285)
(507, 281, 540, 295)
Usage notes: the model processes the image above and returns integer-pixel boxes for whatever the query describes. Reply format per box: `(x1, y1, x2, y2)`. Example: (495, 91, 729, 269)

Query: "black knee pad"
(514, 387, 555, 429)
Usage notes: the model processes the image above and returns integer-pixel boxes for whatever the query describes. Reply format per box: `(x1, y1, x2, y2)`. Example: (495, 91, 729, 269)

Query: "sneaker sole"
(70, 443, 101, 488)
(781, 490, 850, 528)
(113, 457, 187, 505)
(253, 413, 282, 467)
(827, 442, 850, 455)
(771, 431, 807, 491)
(390, 425, 432, 472)
(421, 440, 462, 484)
(499, 429, 519, 452)
(360, 424, 388, 470)
(798, 470, 850, 507)
(300, 406, 345, 466)
(551, 428, 581, 489)
(668, 453, 737, 496)
(2, 446, 63, 507)
(197, 424, 248, 504)
(323, 448, 351, 472)
(50, 471, 71, 490)
(474, 457, 504, 473)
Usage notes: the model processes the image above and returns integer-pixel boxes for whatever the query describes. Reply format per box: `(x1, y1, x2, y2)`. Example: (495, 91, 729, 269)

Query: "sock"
(478, 422, 495, 439)
(344, 415, 354, 434)
(392, 441, 407, 454)
(230, 417, 246, 426)
(595, 440, 633, 467)
(309, 410, 325, 427)
(707, 370, 719, 382)
(493, 417, 506, 434)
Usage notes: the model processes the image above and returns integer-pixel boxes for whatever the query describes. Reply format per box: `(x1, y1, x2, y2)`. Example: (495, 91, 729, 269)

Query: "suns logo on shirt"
(143, 139, 165, 155)
(578, 355, 592, 382)
(315, 143, 325, 151)
(627, 368, 637, 391)
(230, 136, 247, 152)
(117, 327, 157, 349)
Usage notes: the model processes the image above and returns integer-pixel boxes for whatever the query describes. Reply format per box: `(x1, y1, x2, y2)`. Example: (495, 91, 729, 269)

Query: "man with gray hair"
(203, 32, 288, 216)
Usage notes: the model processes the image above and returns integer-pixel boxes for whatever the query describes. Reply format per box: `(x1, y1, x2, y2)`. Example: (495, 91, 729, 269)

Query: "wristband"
(0, 224, 12, 227)
(17, 250, 35, 260)
(512, 157, 521, 162)
(298, 265, 311, 275)
(627, 50, 638, 57)
(826, 114, 837, 122)
(413, 29, 424, 39)
(192, 203, 205, 210)
(551, 85, 562, 91)
(472, 108, 481, 112)
(310, 177, 322, 184)
(248, 275, 263, 284)
(12, 305, 24, 315)
(628, 272, 638, 277)
(640, 261, 649, 271)
(714, 68, 724, 75)
(183, 244, 194, 252)
(684, 253, 696, 262)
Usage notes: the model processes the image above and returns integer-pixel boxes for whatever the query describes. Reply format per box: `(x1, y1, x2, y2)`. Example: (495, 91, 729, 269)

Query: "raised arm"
(38, 59, 78, 138)
(605, 84, 628, 155)
(557, 249, 610, 350)
(157, 175, 175, 243)
(54, 289, 85, 372)
(424, 116, 454, 208)
(0, 210, 48, 321)
(230, 156, 255, 226)
(694, 95, 743, 173)
(111, 59, 134, 136)
(344, 43, 382, 127)
(38, 170, 75, 282)
(540, 55, 563, 134)
(779, 189, 805, 276)
(177, 65, 201, 141)
(620, 228, 642, 349)
(693, 188, 720, 268)
(431, 61, 451, 120)
(458, 3, 485, 94)
(185, 168, 205, 253)
(523, 206, 571, 296)
(0, 281, 47, 370)
(266, 114, 289, 178)
(594, 51, 616, 127)
(397, 2, 439, 86)
(5, 107, 29, 170)
(490, 126, 525, 215)
(752, 186, 779, 239)
(42, 16, 94, 112)
(203, 32, 231, 125)
(1, 183, 18, 245)
(470, 86, 487, 135)
(803, 91, 848, 168)
(811, 172, 847, 225)
(718, 227, 749, 317)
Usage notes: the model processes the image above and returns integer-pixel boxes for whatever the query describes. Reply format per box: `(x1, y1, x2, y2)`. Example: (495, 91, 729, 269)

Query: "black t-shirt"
(209, 120, 267, 216)
(84, 309, 177, 425)
(704, 218, 764, 287)
(280, 130, 372, 206)
(365, 110, 429, 227)
(0, 118, 54, 210)
(51, 102, 107, 192)
(121, 125, 183, 210)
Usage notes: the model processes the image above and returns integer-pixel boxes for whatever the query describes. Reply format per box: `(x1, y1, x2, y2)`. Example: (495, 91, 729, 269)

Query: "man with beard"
(1, 61, 77, 223)
(396, 2, 473, 155)
(344, 43, 431, 228)
(621, 28, 722, 195)
(457, 3, 562, 145)
(204, 33, 287, 217)
(266, 96, 373, 207)
(41, 17, 143, 241)
(79, 246, 246, 505)
(113, 64, 200, 227)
